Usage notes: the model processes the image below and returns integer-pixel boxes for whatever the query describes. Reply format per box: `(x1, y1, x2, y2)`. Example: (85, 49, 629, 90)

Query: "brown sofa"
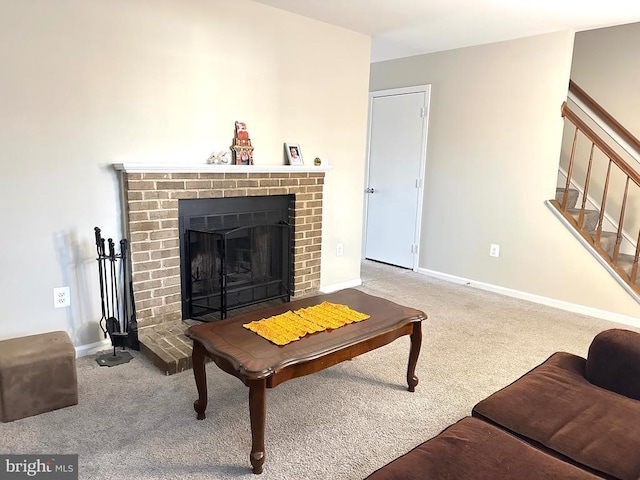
(366, 328, 640, 480)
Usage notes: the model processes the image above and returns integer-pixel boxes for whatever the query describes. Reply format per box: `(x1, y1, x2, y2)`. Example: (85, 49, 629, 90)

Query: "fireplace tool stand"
(94, 226, 140, 367)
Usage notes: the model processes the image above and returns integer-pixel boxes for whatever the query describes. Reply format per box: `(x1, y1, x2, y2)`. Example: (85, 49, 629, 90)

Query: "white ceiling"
(252, 0, 640, 62)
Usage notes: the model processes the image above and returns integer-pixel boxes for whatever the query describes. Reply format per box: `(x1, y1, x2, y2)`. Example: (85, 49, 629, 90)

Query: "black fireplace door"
(186, 223, 291, 320)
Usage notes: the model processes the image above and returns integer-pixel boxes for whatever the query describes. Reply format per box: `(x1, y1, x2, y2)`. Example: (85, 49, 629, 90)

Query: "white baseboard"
(418, 267, 640, 329)
(75, 338, 111, 358)
(320, 278, 363, 294)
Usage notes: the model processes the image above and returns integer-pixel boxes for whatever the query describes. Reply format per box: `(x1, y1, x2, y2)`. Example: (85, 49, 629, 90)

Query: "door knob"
(365, 187, 375, 194)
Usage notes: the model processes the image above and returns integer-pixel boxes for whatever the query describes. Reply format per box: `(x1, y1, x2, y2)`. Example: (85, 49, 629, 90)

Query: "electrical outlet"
(489, 244, 500, 258)
(336, 242, 344, 257)
(54, 287, 71, 308)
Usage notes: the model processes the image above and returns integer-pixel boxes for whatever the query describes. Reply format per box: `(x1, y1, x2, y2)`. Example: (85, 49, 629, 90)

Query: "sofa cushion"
(365, 416, 600, 480)
(585, 328, 640, 401)
(472, 352, 640, 480)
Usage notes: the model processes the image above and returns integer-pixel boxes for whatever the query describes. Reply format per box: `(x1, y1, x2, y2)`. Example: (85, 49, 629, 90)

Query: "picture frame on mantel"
(285, 143, 303, 165)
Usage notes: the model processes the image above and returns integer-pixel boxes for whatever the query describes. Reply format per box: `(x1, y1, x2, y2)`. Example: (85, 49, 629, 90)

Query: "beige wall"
(0, 0, 370, 347)
(571, 22, 640, 138)
(370, 31, 640, 319)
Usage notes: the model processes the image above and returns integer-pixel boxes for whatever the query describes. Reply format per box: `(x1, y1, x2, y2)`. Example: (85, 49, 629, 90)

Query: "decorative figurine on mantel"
(231, 121, 254, 165)
(207, 150, 231, 164)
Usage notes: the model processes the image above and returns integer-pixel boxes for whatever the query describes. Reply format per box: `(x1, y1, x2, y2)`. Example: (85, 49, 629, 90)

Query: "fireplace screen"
(186, 224, 291, 319)
(179, 195, 293, 321)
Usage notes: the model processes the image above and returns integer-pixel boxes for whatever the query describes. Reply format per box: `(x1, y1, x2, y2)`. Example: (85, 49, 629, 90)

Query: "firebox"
(179, 195, 293, 321)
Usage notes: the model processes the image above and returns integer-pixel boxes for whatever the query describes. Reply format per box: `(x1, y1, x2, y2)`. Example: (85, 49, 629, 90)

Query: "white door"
(364, 86, 430, 270)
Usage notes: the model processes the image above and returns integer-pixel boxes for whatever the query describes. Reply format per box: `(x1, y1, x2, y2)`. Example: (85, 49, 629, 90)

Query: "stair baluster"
(578, 144, 595, 230)
(594, 160, 612, 247)
(613, 178, 630, 263)
(562, 127, 579, 211)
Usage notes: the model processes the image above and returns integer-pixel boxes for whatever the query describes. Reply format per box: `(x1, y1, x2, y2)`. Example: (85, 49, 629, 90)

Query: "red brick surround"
(116, 166, 326, 328)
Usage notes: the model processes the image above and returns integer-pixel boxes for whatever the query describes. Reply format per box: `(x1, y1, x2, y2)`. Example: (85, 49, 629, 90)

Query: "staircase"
(549, 81, 640, 300)
(551, 188, 639, 297)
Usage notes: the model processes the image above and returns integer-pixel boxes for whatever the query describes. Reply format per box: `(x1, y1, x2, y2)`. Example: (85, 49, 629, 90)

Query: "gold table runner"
(243, 301, 370, 346)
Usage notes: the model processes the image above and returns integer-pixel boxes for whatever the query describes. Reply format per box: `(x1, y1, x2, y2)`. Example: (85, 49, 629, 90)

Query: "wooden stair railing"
(553, 92, 640, 295)
(569, 80, 640, 156)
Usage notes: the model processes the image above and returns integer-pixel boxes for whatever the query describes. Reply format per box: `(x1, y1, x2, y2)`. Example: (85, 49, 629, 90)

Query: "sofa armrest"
(585, 328, 640, 401)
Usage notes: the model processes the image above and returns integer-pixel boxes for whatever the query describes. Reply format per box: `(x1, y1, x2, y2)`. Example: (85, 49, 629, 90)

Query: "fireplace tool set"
(94, 227, 139, 366)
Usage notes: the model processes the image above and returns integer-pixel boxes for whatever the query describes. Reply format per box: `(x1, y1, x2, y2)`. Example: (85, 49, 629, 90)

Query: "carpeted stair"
(554, 188, 639, 291)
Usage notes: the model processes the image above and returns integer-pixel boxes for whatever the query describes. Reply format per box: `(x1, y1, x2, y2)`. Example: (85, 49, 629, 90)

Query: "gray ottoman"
(0, 331, 78, 422)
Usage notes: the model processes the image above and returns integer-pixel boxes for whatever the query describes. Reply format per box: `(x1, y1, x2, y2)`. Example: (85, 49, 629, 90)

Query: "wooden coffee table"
(185, 288, 427, 474)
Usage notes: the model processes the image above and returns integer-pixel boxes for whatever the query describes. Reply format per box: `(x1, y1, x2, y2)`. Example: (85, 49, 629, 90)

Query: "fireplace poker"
(108, 238, 119, 324)
(105, 238, 124, 350)
(101, 237, 111, 326)
(120, 239, 129, 334)
(94, 227, 108, 339)
(128, 279, 140, 350)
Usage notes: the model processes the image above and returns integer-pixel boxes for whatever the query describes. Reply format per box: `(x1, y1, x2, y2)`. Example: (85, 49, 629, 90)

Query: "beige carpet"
(2, 260, 635, 479)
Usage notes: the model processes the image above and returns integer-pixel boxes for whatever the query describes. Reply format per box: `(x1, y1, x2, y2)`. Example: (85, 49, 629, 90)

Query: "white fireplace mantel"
(113, 163, 332, 174)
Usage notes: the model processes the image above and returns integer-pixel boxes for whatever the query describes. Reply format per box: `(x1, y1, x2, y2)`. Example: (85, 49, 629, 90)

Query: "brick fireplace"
(114, 164, 328, 330)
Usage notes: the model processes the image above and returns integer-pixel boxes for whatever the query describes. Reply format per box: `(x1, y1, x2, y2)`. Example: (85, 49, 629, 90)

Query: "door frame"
(363, 85, 431, 271)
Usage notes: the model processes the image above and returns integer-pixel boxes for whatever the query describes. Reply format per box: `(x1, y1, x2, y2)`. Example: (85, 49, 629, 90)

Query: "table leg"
(407, 322, 422, 392)
(192, 341, 208, 420)
(248, 378, 266, 474)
